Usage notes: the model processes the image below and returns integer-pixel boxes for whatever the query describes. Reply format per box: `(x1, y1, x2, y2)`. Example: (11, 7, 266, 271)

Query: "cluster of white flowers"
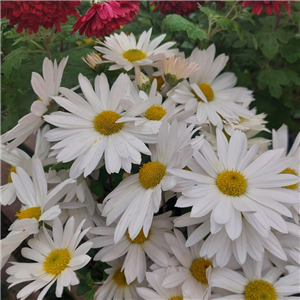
(1, 28, 299, 300)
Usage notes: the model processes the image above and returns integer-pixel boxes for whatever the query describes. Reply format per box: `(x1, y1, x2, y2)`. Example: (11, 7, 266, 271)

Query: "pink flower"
(71, 0, 140, 38)
(242, 1, 292, 15)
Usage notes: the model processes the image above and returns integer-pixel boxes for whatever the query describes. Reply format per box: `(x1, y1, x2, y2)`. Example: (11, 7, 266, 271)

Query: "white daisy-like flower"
(6, 217, 93, 300)
(0, 157, 74, 265)
(44, 73, 151, 178)
(95, 258, 143, 300)
(162, 55, 200, 88)
(169, 44, 254, 128)
(137, 268, 189, 300)
(272, 124, 300, 222)
(170, 129, 299, 242)
(95, 28, 177, 71)
(210, 259, 300, 300)
(1, 57, 68, 151)
(0, 144, 31, 205)
(162, 228, 213, 299)
(102, 120, 195, 243)
(90, 212, 173, 284)
(174, 212, 288, 267)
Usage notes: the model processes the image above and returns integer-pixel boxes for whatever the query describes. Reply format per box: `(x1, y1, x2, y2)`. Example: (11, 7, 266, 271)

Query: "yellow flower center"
(244, 280, 277, 300)
(193, 83, 214, 102)
(93, 111, 124, 135)
(216, 170, 247, 196)
(43, 248, 71, 275)
(126, 228, 150, 244)
(189, 258, 213, 284)
(280, 168, 299, 190)
(151, 76, 165, 91)
(139, 161, 166, 189)
(145, 105, 166, 121)
(123, 49, 147, 62)
(169, 297, 183, 300)
(8, 166, 16, 183)
(113, 268, 129, 287)
(15, 206, 42, 221)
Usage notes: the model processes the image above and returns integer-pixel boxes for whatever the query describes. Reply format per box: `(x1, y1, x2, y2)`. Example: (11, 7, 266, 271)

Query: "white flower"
(272, 124, 300, 222)
(95, 258, 143, 300)
(169, 44, 253, 128)
(95, 28, 177, 71)
(170, 129, 299, 242)
(90, 212, 173, 284)
(0, 157, 75, 265)
(102, 120, 195, 243)
(137, 268, 187, 300)
(1, 57, 68, 151)
(6, 217, 93, 300)
(162, 228, 213, 299)
(210, 259, 300, 300)
(0, 144, 31, 205)
(44, 73, 151, 178)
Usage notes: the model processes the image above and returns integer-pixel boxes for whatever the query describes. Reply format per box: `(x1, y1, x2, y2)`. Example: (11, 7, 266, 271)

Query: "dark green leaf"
(76, 279, 90, 296)
(85, 289, 96, 300)
(50, 161, 73, 171)
(90, 180, 104, 198)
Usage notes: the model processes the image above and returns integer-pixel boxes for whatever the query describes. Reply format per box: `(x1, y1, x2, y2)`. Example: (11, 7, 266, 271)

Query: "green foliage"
(162, 14, 207, 40)
(90, 180, 104, 198)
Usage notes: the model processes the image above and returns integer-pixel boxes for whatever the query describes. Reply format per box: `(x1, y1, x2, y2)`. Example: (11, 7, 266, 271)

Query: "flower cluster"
(1, 27, 299, 300)
(1, 0, 81, 33)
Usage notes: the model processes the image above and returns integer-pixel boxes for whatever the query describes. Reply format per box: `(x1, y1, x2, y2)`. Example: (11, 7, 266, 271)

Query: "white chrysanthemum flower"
(0, 157, 74, 266)
(162, 228, 213, 299)
(95, 258, 143, 300)
(162, 55, 200, 87)
(169, 44, 254, 128)
(137, 268, 188, 300)
(44, 73, 151, 179)
(210, 260, 300, 300)
(102, 120, 195, 243)
(95, 28, 177, 71)
(272, 124, 300, 222)
(174, 212, 288, 267)
(90, 212, 173, 284)
(1, 57, 68, 151)
(6, 217, 93, 300)
(0, 144, 31, 205)
(170, 129, 299, 242)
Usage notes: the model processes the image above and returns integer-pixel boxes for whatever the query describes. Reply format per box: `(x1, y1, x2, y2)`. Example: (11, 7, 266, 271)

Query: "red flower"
(1, 0, 80, 33)
(151, 1, 205, 17)
(71, 1, 140, 38)
(242, 1, 292, 15)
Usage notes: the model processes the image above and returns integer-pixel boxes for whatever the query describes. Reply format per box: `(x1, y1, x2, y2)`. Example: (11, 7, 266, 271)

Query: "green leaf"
(50, 161, 73, 172)
(216, 18, 234, 31)
(86, 272, 94, 287)
(279, 38, 300, 63)
(281, 69, 300, 86)
(162, 14, 207, 41)
(233, 40, 247, 48)
(198, 5, 219, 18)
(257, 67, 289, 98)
(90, 180, 104, 198)
(76, 279, 90, 296)
(85, 289, 96, 300)
(2, 47, 29, 78)
(233, 21, 243, 40)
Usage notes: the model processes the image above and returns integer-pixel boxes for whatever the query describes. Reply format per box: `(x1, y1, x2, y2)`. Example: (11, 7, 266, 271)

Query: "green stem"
(28, 39, 45, 52)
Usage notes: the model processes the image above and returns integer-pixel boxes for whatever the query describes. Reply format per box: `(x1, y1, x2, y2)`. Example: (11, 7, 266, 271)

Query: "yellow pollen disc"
(145, 105, 166, 121)
(113, 268, 129, 287)
(280, 168, 299, 190)
(93, 110, 124, 135)
(8, 166, 16, 183)
(244, 280, 277, 300)
(216, 170, 247, 196)
(139, 161, 166, 189)
(43, 248, 71, 275)
(126, 228, 150, 244)
(123, 49, 147, 62)
(193, 83, 214, 102)
(189, 258, 213, 284)
(169, 297, 183, 300)
(15, 206, 42, 221)
(151, 76, 165, 91)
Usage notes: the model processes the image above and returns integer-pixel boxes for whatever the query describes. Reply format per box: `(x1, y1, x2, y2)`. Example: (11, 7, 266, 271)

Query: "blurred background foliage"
(1, 1, 300, 138)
